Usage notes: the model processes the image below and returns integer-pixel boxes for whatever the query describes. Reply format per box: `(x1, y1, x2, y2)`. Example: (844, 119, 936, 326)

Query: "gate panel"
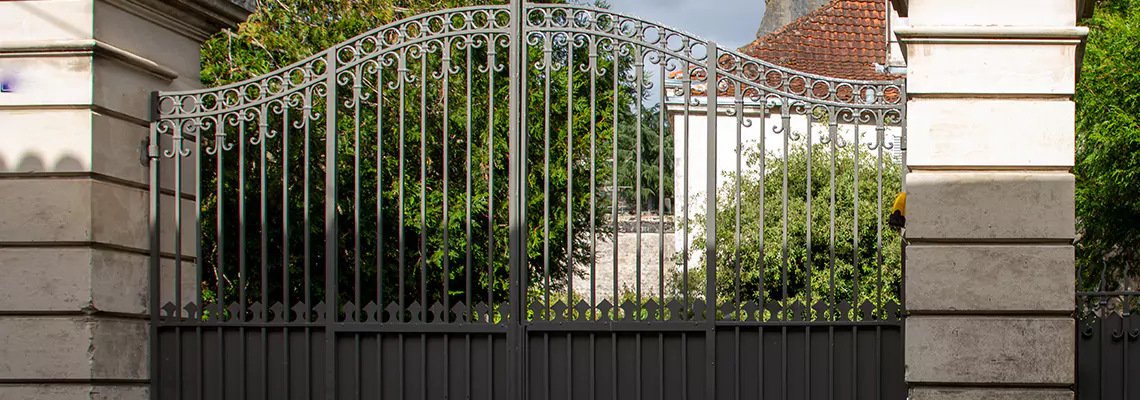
(1076, 276, 1140, 400)
(150, 2, 906, 399)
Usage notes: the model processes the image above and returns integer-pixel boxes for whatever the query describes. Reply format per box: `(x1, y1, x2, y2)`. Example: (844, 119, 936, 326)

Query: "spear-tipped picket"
(644, 299, 660, 322)
(291, 302, 310, 323)
(249, 302, 265, 323)
(551, 301, 568, 322)
(269, 302, 286, 323)
(451, 302, 468, 324)
(342, 301, 358, 323)
(161, 302, 178, 320)
(184, 303, 201, 322)
(313, 301, 328, 323)
(408, 301, 423, 323)
(812, 301, 829, 322)
(574, 301, 591, 322)
(474, 302, 490, 323)
(836, 301, 852, 322)
(741, 301, 758, 322)
(226, 303, 244, 323)
(385, 302, 401, 323)
(765, 302, 782, 322)
(666, 300, 684, 321)
(597, 300, 613, 322)
(205, 303, 224, 323)
(363, 302, 379, 323)
(692, 300, 706, 321)
(429, 302, 446, 324)
(529, 302, 545, 322)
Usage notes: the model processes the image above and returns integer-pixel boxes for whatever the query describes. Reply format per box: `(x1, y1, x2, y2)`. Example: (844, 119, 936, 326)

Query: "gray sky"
(603, 0, 767, 50)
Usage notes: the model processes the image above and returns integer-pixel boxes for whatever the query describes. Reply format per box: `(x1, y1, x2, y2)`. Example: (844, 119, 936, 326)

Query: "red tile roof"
(738, 0, 897, 81)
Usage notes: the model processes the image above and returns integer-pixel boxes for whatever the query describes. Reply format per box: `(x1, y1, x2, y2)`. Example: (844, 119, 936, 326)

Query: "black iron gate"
(1077, 263, 1139, 399)
(149, 2, 907, 399)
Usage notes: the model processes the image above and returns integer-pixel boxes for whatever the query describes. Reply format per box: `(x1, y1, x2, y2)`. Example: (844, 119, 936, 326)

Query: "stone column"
(0, 1, 249, 398)
(894, 1, 1088, 399)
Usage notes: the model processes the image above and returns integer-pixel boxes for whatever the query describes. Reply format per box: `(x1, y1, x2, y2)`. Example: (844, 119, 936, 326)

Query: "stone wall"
(572, 214, 679, 303)
(895, 0, 1086, 398)
(0, 1, 248, 398)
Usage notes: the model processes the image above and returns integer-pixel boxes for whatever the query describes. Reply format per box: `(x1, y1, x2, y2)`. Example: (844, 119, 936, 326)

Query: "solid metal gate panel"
(148, 2, 907, 399)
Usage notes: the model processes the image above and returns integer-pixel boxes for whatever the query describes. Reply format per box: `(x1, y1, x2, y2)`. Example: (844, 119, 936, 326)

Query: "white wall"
(668, 102, 903, 267)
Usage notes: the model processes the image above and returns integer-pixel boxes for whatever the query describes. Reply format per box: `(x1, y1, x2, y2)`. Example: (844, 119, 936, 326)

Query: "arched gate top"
(154, 3, 904, 121)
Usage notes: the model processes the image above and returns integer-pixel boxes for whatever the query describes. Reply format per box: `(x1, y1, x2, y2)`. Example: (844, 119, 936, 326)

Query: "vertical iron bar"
(734, 85, 742, 313)
(518, 14, 532, 400)
(466, 32, 474, 324)
(303, 90, 312, 400)
(399, 49, 408, 322)
(566, 30, 575, 309)
(588, 35, 598, 319)
(780, 99, 789, 314)
(704, 41, 718, 400)
(147, 117, 161, 400)
(682, 60, 691, 313)
(612, 42, 620, 309)
(419, 46, 429, 400)
(543, 32, 552, 317)
(780, 97, 790, 400)
(635, 47, 644, 310)
(487, 35, 497, 314)
(175, 123, 185, 400)
(507, 3, 525, 400)
(420, 47, 429, 311)
(353, 67, 362, 319)
(323, 50, 339, 400)
(657, 57, 666, 313)
(444, 41, 453, 315)
(377, 51, 385, 326)
(852, 122, 861, 400)
(260, 107, 270, 400)
(875, 122, 885, 400)
(282, 102, 291, 400)
(828, 111, 837, 400)
(758, 101, 766, 311)
(197, 117, 207, 400)
(804, 113, 813, 400)
(238, 116, 248, 400)
(353, 65, 363, 400)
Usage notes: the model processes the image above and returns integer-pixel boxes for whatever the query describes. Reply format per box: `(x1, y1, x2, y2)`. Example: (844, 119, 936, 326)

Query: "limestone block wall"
(0, 1, 249, 398)
(895, 0, 1087, 398)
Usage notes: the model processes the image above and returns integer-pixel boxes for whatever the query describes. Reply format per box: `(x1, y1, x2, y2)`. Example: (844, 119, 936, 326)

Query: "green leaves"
(693, 140, 903, 307)
(1075, 1, 1140, 290)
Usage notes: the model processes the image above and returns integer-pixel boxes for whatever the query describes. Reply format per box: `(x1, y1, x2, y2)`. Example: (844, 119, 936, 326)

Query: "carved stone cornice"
(100, 0, 255, 43)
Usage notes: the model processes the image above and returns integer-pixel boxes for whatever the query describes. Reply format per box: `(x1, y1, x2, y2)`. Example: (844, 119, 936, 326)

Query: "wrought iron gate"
(149, 2, 907, 399)
(1076, 262, 1140, 399)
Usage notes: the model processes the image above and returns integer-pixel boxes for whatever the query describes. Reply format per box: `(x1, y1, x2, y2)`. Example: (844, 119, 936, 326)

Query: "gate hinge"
(140, 136, 158, 166)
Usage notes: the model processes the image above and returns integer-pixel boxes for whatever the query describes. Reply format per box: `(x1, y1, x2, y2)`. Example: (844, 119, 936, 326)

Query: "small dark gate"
(148, 2, 907, 399)
(1077, 265, 1140, 400)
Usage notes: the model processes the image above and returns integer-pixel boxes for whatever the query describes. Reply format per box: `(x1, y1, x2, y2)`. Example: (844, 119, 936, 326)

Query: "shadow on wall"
(0, 153, 85, 174)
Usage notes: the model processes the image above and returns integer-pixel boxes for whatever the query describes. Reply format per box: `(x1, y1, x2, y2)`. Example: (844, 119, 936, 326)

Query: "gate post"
(0, 1, 250, 398)
(894, 1, 1090, 399)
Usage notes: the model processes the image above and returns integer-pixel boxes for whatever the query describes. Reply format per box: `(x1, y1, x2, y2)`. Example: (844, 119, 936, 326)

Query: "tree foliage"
(195, 0, 666, 311)
(686, 138, 903, 309)
(1075, 0, 1140, 291)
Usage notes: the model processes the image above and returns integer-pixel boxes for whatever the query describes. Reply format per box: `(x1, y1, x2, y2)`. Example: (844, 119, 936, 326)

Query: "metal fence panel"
(149, 2, 907, 399)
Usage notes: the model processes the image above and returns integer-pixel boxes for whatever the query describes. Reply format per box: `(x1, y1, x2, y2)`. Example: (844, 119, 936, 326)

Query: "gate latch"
(140, 136, 158, 166)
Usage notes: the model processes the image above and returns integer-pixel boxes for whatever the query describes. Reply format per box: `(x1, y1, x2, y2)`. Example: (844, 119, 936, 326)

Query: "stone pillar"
(0, 1, 249, 398)
(894, 1, 1088, 399)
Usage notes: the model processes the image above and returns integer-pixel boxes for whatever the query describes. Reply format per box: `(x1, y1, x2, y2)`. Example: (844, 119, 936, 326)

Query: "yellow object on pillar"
(889, 192, 906, 230)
